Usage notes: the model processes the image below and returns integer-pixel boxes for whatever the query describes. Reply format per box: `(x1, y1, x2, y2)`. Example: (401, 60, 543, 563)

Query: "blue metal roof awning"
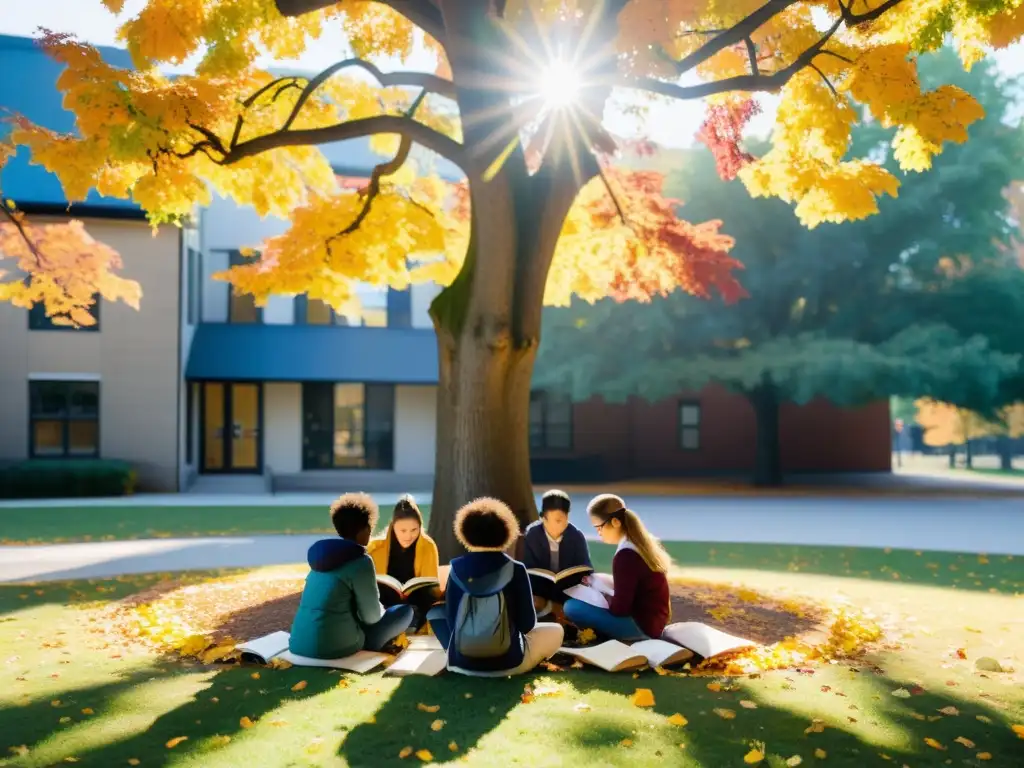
(185, 323, 439, 383)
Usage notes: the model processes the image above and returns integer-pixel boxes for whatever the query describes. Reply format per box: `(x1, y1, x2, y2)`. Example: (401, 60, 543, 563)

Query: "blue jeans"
(426, 605, 451, 649)
(563, 599, 648, 643)
(362, 604, 415, 651)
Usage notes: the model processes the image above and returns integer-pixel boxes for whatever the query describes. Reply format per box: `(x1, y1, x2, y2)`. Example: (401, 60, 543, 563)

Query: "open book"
(236, 631, 390, 673)
(376, 574, 441, 601)
(558, 639, 694, 672)
(384, 634, 447, 677)
(661, 622, 758, 660)
(528, 564, 593, 600)
(563, 572, 615, 609)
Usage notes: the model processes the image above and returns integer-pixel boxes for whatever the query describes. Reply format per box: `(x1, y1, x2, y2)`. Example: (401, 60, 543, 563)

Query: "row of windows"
(30, 379, 703, 462)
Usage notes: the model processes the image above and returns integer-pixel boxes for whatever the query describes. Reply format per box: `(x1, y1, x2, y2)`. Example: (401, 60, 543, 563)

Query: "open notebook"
(384, 634, 447, 677)
(558, 639, 694, 672)
(563, 572, 615, 609)
(235, 631, 390, 673)
(661, 622, 758, 659)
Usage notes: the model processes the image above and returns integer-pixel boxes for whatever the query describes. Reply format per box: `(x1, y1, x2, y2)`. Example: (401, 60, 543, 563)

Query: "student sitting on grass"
(289, 493, 414, 659)
(522, 490, 593, 612)
(366, 494, 439, 626)
(563, 493, 672, 643)
(426, 498, 564, 676)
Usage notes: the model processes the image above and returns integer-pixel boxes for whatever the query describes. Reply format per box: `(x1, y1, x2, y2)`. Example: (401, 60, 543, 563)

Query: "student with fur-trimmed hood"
(426, 498, 564, 676)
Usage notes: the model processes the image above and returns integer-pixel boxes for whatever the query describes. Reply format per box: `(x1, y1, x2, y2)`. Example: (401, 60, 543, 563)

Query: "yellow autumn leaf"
(64, 758, 79, 764)
(620, 738, 633, 747)
(415, 749, 433, 762)
(632, 688, 655, 708)
(291, 680, 307, 691)
(239, 716, 255, 728)
(448, 742, 459, 752)
(1013, 724, 1024, 738)
(251, 672, 260, 680)
(706, 682, 722, 692)
(668, 713, 688, 726)
(785, 757, 803, 767)
(81, 708, 94, 715)
(977, 752, 992, 760)
(954, 736, 975, 748)
(713, 708, 736, 720)
(814, 749, 827, 758)
(923, 737, 946, 750)
(977, 715, 993, 724)
(399, 746, 413, 758)
(938, 706, 959, 716)
(431, 719, 445, 731)
(165, 736, 188, 749)
(804, 719, 826, 734)
(739, 700, 758, 709)
(417, 703, 440, 713)
(743, 748, 764, 764)
(212, 735, 231, 746)
(128, 760, 140, 766)
(577, 628, 596, 644)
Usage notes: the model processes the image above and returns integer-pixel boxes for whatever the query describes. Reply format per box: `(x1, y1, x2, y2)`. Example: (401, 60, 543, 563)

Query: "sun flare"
(538, 57, 582, 108)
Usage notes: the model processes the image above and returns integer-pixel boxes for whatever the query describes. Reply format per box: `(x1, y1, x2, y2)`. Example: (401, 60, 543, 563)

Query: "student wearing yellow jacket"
(366, 495, 440, 627)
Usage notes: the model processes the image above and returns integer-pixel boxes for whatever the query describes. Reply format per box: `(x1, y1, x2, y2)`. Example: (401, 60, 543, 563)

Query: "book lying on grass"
(562, 573, 615, 609)
(558, 639, 694, 672)
(236, 631, 389, 673)
(661, 622, 758, 660)
(385, 634, 447, 677)
(376, 574, 441, 601)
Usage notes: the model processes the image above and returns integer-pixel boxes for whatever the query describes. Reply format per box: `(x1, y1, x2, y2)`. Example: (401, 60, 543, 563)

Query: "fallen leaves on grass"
(891, 688, 911, 698)
(668, 713, 688, 726)
(399, 746, 413, 758)
(713, 708, 736, 720)
(804, 719, 826, 734)
(165, 737, 188, 749)
(1012, 724, 1024, 738)
(577, 628, 597, 644)
(632, 689, 655, 707)
(417, 703, 440, 713)
(9, 746, 29, 757)
(620, 738, 633, 747)
(239, 716, 255, 728)
(128, 760, 140, 766)
(739, 700, 758, 709)
(954, 736, 975, 748)
(449, 741, 459, 752)
(938, 706, 959, 716)
(743, 744, 765, 764)
(291, 680, 307, 692)
(430, 719, 445, 731)
(923, 737, 946, 751)
(785, 757, 802, 767)
(814, 748, 827, 759)
(81, 708, 94, 716)
(415, 749, 433, 761)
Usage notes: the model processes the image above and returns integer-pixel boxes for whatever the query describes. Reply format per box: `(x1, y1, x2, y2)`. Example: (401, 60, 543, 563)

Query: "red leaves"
(696, 100, 762, 181)
(592, 169, 746, 304)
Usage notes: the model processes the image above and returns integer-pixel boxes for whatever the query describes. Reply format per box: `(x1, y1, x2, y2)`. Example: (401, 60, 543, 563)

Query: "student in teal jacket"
(289, 493, 414, 658)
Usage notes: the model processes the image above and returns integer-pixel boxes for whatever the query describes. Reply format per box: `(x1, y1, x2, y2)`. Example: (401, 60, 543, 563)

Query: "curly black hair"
(541, 489, 571, 515)
(454, 497, 519, 550)
(330, 492, 379, 539)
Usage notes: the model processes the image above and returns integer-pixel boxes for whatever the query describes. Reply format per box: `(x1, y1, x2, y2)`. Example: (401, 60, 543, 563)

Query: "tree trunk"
(964, 438, 973, 469)
(948, 444, 957, 468)
(997, 435, 1014, 471)
(750, 376, 783, 487)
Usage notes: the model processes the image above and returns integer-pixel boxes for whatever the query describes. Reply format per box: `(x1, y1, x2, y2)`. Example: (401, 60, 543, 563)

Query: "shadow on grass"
(586, 541, 1024, 595)
(339, 675, 525, 766)
(0, 574, 197, 618)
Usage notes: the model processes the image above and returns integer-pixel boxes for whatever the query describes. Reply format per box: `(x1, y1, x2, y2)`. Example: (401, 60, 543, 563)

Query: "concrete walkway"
(1, 496, 1021, 583)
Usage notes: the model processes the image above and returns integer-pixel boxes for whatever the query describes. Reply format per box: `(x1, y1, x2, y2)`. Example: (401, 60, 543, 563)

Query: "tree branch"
(278, 57, 454, 135)
(839, 0, 908, 24)
(1, 203, 48, 268)
(809, 62, 839, 99)
(672, 0, 800, 75)
(620, 16, 843, 101)
(222, 114, 467, 171)
(744, 36, 759, 76)
(273, 0, 447, 46)
(336, 135, 414, 238)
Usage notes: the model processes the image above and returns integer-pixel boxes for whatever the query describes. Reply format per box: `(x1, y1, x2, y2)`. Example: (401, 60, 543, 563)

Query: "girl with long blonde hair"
(562, 494, 672, 642)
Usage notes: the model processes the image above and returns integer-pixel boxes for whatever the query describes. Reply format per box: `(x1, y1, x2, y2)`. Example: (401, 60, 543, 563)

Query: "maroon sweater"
(609, 547, 670, 638)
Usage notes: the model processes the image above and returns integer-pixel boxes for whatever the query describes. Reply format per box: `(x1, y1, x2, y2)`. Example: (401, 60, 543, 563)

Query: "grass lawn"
(1, 544, 1022, 768)
(969, 468, 1024, 478)
(0, 505, 385, 544)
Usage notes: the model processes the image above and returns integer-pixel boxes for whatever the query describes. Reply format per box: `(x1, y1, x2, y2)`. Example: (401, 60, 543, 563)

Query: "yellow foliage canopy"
(2, 0, 1022, 319)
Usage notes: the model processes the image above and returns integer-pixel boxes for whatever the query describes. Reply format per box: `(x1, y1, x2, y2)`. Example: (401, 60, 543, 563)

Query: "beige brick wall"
(0, 216, 182, 491)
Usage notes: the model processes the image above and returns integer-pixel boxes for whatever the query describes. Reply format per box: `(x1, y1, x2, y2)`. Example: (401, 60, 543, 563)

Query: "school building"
(0, 34, 891, 493)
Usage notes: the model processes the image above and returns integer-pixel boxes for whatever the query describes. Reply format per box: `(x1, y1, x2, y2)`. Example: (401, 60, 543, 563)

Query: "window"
(387, 288, 412, 328)
(678, 401, 701, 450)
(295, 290, 388, 327)
(186, 383, 195, 465)
(295, 295, 335, 325)
(28, 298, 100, 331)
(302, 383, 395, 469)
(187, 248, 201, 324)
(29, 380, 100, 458)
(228, 250, 261, 323)
(529, 390, 573, 450)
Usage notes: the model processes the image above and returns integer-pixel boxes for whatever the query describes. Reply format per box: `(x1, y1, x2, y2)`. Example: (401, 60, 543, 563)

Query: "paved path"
(1, 496, 1021, 583)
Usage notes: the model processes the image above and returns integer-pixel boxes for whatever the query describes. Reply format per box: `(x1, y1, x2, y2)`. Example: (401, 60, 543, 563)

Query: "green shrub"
(0, 459, 136, 499)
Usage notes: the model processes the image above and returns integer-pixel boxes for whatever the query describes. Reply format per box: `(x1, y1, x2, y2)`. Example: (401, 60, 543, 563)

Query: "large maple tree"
(2, 0, 1022, 556)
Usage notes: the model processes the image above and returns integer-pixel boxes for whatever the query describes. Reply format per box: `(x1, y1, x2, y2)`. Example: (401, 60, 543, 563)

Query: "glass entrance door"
(202, 382, 262, 473)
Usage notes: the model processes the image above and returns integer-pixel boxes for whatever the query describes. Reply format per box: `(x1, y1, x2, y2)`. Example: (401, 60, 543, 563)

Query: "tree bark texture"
(750, 376, 783, 487)
(998, 436, 1014, 471)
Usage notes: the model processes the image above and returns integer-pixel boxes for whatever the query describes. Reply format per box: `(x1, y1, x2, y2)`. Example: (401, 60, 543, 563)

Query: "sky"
(3, 1, 1024, 148)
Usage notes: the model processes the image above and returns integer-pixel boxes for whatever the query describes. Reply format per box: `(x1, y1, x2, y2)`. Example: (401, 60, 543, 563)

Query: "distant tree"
(536, 49, 1023, 485)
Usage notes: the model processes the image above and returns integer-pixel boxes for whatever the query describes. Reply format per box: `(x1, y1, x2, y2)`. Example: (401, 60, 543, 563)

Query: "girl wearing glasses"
(562, 493, 672, 642)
